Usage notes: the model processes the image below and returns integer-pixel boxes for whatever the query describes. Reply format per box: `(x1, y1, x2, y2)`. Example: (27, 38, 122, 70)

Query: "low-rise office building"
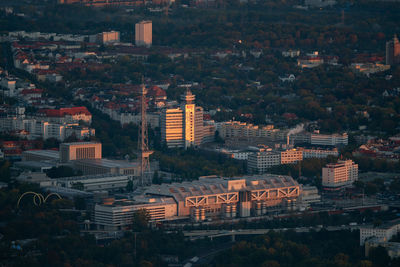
(95, 197, 177, 231)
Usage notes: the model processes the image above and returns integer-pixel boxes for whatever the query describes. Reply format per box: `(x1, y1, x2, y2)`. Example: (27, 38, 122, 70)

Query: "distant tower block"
(386, 34, 400, 66)
(135, 20, 152, 47)
(138, 83, 153, 186)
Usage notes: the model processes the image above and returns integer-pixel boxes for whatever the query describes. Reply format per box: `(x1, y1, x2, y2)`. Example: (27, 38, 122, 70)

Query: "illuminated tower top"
(181, 89, 195, 104)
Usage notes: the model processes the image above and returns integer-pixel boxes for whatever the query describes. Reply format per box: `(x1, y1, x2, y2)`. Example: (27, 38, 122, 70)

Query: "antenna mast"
(138, 81, 153, 186)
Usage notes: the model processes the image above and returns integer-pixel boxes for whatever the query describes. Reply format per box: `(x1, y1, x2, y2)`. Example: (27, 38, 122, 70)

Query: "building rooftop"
(61, 141, 100, 146)
(361, 218, 400, 230)
(22, 149, 60, 159)
(145, 174, 299, 202)
(100, 196, 175, 208)
(56, 173, 130, 182)
(14, 161, 56, 169)
(75, 159, 138, 168)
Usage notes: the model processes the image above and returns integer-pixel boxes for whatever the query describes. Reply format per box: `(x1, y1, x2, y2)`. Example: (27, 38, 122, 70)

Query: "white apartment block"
(247, 152, 281, 174)
(322, 160, 358, 188)
(220, 121, 278, 140)
(311, 133, 348, 146)
(135, 20, 152, 47)
(0, 116, 94, 141)
(301, 148, 339, 159)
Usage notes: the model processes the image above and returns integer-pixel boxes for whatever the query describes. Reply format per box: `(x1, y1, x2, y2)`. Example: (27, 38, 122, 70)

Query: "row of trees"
(214, 230, 398, 267)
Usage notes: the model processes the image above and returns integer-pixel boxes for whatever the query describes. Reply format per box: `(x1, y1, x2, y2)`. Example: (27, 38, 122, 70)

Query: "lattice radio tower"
(138, 82, 153, 186)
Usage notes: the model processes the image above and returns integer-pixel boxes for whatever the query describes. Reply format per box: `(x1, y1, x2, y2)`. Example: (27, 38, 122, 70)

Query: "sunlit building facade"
(322, 160, 358, 189)
(161, 90, 205, 149)
(135, 20, 152, 47)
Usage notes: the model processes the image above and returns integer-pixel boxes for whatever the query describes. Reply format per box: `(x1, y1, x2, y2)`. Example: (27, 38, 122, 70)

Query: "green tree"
(368, 246, 390, 267)
(132, 209, 150, 232)
(0, 160, 11, 183)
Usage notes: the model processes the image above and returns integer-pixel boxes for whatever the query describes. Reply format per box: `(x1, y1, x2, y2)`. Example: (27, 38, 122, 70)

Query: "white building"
(1, 78, 17, 97)
(311, 133, 348, 146)
(55, 173, 133, 192)
(135, 20, 152, 47)
(300, 186, 321, 206)
(360, 219, 400, 246)
(322, 160, 358, 189)
(301, 148, 339, 159)
(282, 50, 300, 58)
(247, 152, 281, 174)
(0, 116, 94, 141)
(219, 121, 278, 140)
(95, 197, 177, 231)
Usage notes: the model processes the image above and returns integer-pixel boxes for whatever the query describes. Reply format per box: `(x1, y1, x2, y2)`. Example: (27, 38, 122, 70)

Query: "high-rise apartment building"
(161, 108, 184, 148)
(386, 34, 400, 66)
(161, 90, 205, 149)
(135, 20, 152, 47)
(322, 160, 358, 189)
(60, 142, 102, 163)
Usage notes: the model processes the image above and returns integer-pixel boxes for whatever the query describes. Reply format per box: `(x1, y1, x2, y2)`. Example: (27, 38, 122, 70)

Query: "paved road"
(182, 224, 364, 240)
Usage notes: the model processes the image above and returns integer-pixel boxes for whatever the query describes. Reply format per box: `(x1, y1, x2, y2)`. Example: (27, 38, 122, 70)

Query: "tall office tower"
(161, 90, 204, 149)
(161, 108, 184, 148)
(138, 83, 153, 186)
(194, 106, 204, 146)
(135, 20, 152, 47)
(181, 90, 196, 148)
(386, 34, 400, 66)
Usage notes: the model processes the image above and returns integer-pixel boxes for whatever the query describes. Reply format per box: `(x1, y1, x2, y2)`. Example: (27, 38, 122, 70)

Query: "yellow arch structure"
(44, 192, 62, 203)
(17, 191, 62, 209)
